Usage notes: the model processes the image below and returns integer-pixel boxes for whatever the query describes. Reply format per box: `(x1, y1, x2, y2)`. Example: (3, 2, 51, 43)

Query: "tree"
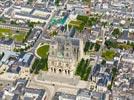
(84, 41, 91, 54)
(85, 15, 100, 27)
(130, 42, 134, 48)
(105, 39, 117, 49)
(75, 58, 92, 81)
(119, 44, 131, 50)
(28, 0, 33, 3)
(102, 50, 116, 60)
(94, 43, 100, 51)
(23, 29, 32, 43)
(101, 59, 106, 65)
(0, 18, 6, 23)
(27, 21, 38, 28)
(82, 0, 91, 3)
(81, 59, 89, 79)
(87, 19, 92, 27)
(77, 15, 89, 23)
(55, 0, 60, 6)
(112, 28, 121, 38)
(30, 58, 48, 74)
(101, 21, 108, 28)
(127, 41, 130, 45)
(112, 67, 118, 77)
(90, 43, 94, 50)
(11, 20, 17, 25)
(75, 58, 85, 75)
(84, 66, 91, 80)
(107, 84, 112, 91)
(0, 52, 4, 60)
(52, 31, 58, 36)
(30, 58, 40, 73)
(111, 67, 118, 86)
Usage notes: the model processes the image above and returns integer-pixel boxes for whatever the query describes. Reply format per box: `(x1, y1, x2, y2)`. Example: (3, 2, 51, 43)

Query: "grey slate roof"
(53, 92, 76, 100)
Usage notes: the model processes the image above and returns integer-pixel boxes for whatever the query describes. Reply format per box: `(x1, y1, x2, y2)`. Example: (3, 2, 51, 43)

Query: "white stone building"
(48, 35, 83, 78)
(0, 39, 15, 51)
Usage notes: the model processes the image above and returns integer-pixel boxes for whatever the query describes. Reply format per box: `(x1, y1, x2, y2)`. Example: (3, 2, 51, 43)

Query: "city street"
(88, 27, 106, 80)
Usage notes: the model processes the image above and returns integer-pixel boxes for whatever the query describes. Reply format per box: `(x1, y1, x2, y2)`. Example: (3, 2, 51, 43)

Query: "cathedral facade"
(48, 35, 83, 77)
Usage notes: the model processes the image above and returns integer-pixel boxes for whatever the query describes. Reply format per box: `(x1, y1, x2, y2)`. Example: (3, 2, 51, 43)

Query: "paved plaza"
(37, 72, 79, 86)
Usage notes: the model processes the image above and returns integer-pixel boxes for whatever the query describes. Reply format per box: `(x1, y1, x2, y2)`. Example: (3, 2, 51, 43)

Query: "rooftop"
(0, 38, 14, 45)
(53, 92, 76, 100)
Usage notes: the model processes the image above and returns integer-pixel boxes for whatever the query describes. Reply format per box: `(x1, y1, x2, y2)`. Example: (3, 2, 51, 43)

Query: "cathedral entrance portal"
(59, 69, 62, 73)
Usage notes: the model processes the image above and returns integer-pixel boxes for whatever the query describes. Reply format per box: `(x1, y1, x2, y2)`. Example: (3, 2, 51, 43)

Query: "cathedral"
(48, 35, 83, 77)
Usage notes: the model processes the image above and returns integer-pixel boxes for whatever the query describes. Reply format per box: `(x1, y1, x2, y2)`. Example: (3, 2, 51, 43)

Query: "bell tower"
(64, 37, 72, 58)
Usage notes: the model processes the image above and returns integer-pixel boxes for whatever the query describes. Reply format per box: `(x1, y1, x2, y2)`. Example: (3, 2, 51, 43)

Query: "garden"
(69, 15, 100, 32)
(0, 28, 27, 42)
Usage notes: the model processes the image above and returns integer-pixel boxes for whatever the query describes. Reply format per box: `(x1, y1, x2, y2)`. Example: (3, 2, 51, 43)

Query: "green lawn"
(0, 28, 27, 42)
(69, 20, 83, 27)
(0, 28, 11, 33)
(102, 50, 116, 60)
(0, 28, 11, 38)
(69, 20, 85, 31)
(14, 33, 27, 42)
(37, 44, 49, 58)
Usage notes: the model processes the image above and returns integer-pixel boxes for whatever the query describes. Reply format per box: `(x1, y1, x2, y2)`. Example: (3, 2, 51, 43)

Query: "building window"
(59, 62, 61, 66)
(68, 70, 70, 74)
(54, 68, 56, 73)
(52, 51, 54, 55)
(66, 63, 69, 67)
(65, 70, 67, 74)
(66, 42, 70, 45)
(51, 68, 53, 72)
(66, 53, 69, 57)
(59, 69, 62, 73)
(74, 48, 76, 53)
(52, 61, 54, 65)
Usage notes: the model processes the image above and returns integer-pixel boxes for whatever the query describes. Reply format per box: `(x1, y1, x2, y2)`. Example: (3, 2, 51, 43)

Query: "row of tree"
(108, 67, 118, 90)
(77, 15, 100, 27)
(0, 52, 4, 61)
(30, 58, 48, 74)
(84, 41, 100, 54)
(75, 58, 92, 81)
(105, 39, 134, 50)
